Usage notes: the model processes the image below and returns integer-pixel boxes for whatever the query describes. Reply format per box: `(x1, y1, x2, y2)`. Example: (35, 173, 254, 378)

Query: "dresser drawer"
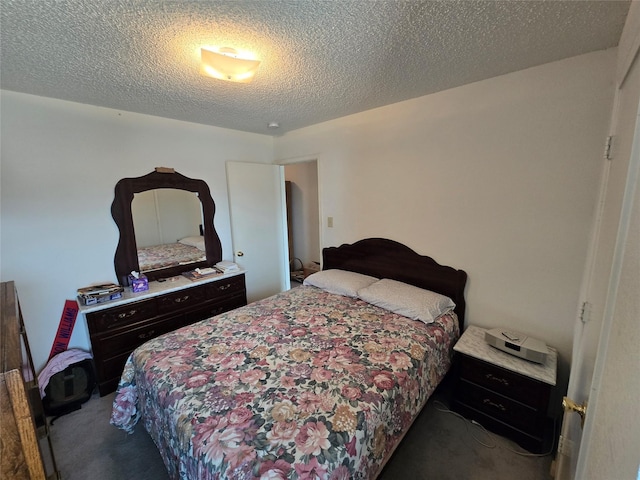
(95, 315, 189, 357)
(189, 293, 248, 321)
(206, 274, 245, 298)
(456, 379, 544, 435)
(98, 350, 133, 391)
(86, 299, 158, 334)
(157, 285, 207, 313)
(458, 355, 550, 409)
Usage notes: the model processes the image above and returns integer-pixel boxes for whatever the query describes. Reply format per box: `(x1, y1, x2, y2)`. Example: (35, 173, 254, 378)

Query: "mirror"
(132, 189, 200, 246)
(132, 189, 205, 273)
(111, 170, 222, 284)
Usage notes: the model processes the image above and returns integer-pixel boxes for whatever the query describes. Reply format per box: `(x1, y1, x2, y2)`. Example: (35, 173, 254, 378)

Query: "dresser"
(80, 272, 247, 396)
(451, 325, 557, 453)
(1, 281, 60, 480)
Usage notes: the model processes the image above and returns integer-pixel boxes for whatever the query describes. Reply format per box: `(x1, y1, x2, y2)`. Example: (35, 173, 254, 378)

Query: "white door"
(226, 161, 290, 303)
(555, 29, 640, 479)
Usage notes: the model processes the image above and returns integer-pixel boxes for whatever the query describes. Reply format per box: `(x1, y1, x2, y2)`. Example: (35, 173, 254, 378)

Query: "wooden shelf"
(1, 281, 60, 479)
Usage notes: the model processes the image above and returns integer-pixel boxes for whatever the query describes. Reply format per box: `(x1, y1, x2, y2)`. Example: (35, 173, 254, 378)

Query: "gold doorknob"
(236, 251, 244, 257)
(563, 396, 587, 428)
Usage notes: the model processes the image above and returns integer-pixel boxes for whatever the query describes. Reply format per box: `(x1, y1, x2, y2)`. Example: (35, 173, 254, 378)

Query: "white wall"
(0, 91, 272, 371)
(275, 50, 617, 396)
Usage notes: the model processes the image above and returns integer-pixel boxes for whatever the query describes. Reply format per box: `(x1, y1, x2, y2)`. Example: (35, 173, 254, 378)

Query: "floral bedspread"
(137, 242, 206, 272)
(111, 286, 459, 479)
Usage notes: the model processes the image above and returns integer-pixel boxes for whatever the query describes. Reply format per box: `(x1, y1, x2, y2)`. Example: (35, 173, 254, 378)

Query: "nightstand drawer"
(456, 379, 544, 435)
(458, 355, 550, 409)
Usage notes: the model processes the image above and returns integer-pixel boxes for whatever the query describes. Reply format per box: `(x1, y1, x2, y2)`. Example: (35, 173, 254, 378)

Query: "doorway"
(284, 160, 320, 286)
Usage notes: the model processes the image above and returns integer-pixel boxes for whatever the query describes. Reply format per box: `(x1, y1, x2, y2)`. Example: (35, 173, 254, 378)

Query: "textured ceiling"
(0, 1, 631, 136)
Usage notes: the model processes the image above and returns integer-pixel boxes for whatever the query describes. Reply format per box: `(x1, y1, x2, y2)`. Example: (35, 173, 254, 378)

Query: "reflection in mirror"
(132, 189, 206, 273)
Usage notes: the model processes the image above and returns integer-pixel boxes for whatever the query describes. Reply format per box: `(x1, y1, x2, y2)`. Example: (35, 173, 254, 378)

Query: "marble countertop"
(454, 325, 557, 386)
(78, 269, 245, 314)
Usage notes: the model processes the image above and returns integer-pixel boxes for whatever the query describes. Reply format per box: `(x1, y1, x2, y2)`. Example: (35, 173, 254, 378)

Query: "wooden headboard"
(322, 238, 468, 329)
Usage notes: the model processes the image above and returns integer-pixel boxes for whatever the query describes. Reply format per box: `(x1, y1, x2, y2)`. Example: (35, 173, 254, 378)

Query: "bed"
(111, 238, 467, 479)
(137, 236, 206, 272)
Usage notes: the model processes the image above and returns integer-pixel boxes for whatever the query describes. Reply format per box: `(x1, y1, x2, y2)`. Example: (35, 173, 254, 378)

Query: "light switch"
(327, 216, 334, 228)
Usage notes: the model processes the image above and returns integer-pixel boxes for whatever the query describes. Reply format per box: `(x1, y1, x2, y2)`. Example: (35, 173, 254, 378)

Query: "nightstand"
(451, 325, 557, 453)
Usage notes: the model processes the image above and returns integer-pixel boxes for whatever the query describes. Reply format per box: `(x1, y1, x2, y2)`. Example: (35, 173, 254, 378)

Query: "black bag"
(43, 359, 96, 423)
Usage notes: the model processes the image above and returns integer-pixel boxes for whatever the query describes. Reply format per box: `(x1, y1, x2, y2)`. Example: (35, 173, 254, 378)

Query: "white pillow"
(303, 269, 378, 298)
(178, 236, 206, 251)
(357, 278, 455, 324)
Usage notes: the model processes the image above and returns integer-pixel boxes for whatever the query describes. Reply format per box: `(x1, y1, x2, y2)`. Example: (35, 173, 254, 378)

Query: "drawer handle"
(174, 295, 190, 303)
(483, 398, 507, 412)
(485, 373, 509, 386)
(117, 309, 138, 320)
(138, 330, 156, 340)
(218, 283, 232, 291)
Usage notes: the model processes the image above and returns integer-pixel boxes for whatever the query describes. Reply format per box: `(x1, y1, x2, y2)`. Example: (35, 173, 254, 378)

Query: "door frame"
(277, 154, 324, 268)
(556, 13, 640, 476)
(575, 89, 640, 478)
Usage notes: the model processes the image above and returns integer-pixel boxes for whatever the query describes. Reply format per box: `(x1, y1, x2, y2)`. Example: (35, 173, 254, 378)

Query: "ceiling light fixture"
(200, 47, 260, 83)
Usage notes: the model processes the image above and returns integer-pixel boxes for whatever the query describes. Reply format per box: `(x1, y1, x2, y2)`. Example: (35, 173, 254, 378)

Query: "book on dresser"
(77, 283, 124, 306)
(182, 267, 222, 281)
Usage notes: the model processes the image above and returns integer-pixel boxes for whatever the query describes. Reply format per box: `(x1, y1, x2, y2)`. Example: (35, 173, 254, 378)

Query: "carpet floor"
(48, 379, 554, 479)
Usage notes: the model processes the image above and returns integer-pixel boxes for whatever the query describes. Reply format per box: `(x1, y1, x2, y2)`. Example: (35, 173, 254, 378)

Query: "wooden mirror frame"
(111, 170, 223, 285)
